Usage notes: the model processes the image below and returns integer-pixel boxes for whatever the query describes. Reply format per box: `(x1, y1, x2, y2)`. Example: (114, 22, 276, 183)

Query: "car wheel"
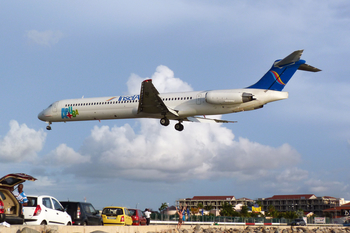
(0, 214, 6, 223)
(67, 222, 72, 225)
(83, 221, 87, 226)
(40, 220, 47, 225)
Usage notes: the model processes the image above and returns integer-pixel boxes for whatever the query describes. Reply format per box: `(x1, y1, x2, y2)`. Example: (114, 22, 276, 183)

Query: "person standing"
(13, 184, 28, 206)
(176, 205, 186, 229)
(144, 208, 151, 225)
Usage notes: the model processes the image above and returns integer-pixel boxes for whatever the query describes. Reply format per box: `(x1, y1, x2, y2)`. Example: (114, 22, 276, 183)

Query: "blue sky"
(1, 1, 350, 211)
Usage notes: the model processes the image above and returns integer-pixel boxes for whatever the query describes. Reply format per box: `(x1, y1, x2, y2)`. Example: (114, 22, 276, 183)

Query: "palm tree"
(159, 202, 168, 212)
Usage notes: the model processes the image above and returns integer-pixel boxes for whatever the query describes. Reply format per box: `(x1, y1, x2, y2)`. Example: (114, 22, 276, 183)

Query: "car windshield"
(102, 208, 123, 216)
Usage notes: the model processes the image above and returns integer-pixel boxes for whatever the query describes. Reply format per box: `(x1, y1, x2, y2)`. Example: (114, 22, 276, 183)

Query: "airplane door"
(196, 94, 202, 105)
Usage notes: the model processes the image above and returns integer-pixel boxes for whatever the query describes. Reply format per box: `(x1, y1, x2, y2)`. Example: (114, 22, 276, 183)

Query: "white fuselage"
(38, 88, 288, 124)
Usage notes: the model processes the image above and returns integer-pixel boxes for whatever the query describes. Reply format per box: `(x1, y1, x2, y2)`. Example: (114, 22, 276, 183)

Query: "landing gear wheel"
(175, 123, 184, 131)
(160, 117, 170, 126)
(46, 125, 52, 130)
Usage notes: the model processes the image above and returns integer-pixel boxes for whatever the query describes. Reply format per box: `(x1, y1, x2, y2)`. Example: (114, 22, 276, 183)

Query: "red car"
(128, 208, 146, 225)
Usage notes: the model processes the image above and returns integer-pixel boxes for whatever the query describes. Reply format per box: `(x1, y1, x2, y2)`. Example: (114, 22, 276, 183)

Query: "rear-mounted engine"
(205, 91, 255, 105)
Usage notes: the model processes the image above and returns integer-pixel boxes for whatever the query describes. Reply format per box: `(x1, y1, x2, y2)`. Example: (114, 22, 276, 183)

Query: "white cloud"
(76, 120, 301, 183)
(30, 176, 55, 188)
(46, 144, 91, 165)
(0, 120, 46, 162)
(26, 30, 65, 47)
(127, 65, 192, 94)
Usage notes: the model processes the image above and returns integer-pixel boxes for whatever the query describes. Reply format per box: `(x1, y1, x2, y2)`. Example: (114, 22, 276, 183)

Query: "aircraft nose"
(38, 110, 45, 121)
(38, 109, 51, 121)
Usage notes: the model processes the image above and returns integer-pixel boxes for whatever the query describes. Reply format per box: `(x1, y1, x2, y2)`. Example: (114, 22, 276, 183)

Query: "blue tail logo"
(247, 50, 320, 91)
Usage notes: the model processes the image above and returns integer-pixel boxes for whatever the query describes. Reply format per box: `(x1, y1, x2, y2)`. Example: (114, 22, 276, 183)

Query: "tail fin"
(247, 50, 321, 91)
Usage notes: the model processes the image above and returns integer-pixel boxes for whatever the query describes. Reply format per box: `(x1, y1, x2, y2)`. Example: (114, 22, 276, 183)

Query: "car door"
(41, 197, 58, 224)
(51, 197, 68, 225)
(81, 203, 98, 225)
(124, 208, 133, 226)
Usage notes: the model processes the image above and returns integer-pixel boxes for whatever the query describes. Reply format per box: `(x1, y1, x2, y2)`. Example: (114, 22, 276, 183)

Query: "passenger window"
(42, 198, 52, 209)
(83, 204, 91, 213)
(52, 198, 63, 211)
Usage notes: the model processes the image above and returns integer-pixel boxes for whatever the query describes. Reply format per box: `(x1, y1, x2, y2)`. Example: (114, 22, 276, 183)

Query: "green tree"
(266, 205, 279, 218)
(197, 203, 204, 209)
(284, 211, 298, 220)
(204, 205, 214, 211)
(240, 205, 249, 217)
(159, 202, 168, 212)
(220, 202, 235, 216)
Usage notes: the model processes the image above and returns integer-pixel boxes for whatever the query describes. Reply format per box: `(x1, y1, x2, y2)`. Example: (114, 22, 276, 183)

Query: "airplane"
(38, 50, 320, 131)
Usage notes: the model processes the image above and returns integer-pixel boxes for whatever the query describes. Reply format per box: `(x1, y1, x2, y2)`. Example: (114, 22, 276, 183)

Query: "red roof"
(191, 196, 235, 200)
(266, 194, 316, 200)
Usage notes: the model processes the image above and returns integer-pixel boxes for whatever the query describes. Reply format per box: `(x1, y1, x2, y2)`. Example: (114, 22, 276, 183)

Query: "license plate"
(107, 217, 116, 219)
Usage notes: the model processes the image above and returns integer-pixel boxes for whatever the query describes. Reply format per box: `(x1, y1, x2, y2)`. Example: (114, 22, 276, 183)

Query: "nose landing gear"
(46, 122, 52, 130)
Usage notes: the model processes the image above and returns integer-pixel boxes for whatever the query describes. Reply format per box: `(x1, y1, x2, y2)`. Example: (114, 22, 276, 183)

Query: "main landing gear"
(160, 117, 184, 131)
(160, 117, 170, 126)
(174, 122, 184, 131)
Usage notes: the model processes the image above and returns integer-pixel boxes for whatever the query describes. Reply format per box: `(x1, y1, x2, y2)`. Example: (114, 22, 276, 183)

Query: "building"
(177, 194, 345, 217)
(177, 196, 253, 212)
(259, 194, 342, 216)
(323, 202, 350, 218)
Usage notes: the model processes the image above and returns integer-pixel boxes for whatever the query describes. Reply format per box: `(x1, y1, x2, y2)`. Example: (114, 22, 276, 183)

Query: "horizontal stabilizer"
(274, 50, 303, 67)
(187, 116, 237, 124)
(298, 63, 321, 72)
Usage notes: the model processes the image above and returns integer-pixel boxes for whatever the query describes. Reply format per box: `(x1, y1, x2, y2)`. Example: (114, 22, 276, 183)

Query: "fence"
(150, 214, 334, 225)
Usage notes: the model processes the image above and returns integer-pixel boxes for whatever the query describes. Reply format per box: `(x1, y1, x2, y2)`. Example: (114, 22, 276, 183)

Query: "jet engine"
(205, 91, 255, 105)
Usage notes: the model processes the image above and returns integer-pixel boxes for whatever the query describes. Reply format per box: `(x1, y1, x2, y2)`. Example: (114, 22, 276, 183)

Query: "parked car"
(101, 206, 132, 226)
(0, 173, 36, 225)
(289, 218, 306, 226)
(128, 208, 146, 225)
(23, 195, 72, 225)
(60, 201, 103, 225)
(343, 221, 350, 226)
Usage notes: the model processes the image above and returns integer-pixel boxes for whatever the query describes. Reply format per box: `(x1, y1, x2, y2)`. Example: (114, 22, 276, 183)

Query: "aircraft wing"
(187, 116, 237, 124)
(137, 79, 179, 117)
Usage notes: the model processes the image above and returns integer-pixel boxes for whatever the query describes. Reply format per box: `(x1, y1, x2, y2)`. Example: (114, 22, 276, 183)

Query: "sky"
(1, 1, 350, 212)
